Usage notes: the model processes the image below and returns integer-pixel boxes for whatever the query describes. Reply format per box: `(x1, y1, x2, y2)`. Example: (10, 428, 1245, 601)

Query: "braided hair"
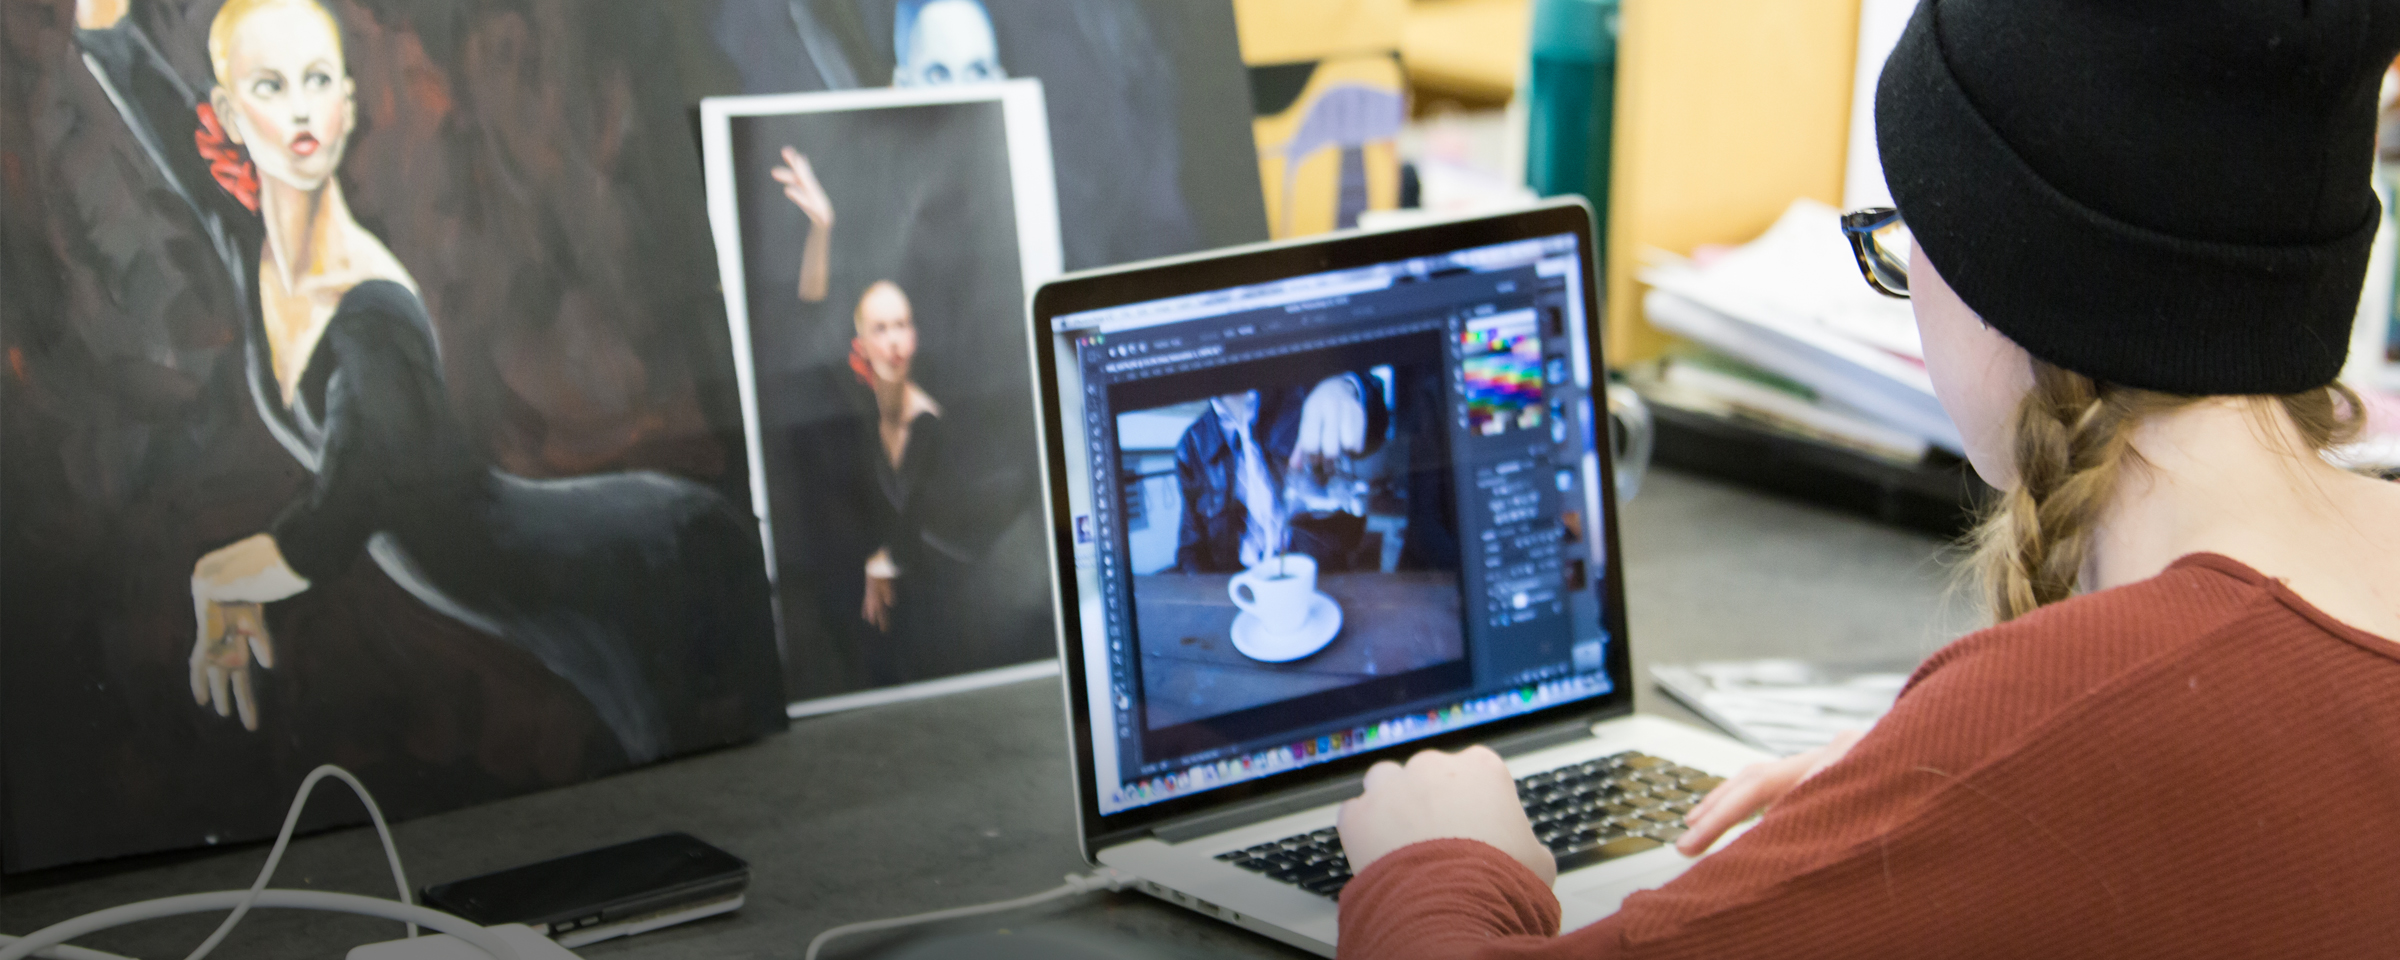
(1968, 360, 2364, 622)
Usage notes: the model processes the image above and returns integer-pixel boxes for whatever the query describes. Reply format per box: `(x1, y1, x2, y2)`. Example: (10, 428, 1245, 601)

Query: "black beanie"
(1876, 0, 2400, 395)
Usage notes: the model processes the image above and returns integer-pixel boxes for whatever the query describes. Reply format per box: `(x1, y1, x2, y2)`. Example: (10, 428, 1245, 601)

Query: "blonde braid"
(1969, 360, 2365, 623)
(1971, 362, 2185, 621)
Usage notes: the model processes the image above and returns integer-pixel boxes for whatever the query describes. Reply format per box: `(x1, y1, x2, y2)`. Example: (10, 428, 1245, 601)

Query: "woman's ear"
(210, 86, 243, 145)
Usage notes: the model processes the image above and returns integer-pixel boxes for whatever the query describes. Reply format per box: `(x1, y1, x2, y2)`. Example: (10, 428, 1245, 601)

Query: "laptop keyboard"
(1212, 751, 1727, 899)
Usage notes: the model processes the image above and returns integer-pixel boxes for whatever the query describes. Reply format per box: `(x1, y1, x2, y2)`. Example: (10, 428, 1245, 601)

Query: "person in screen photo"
(892, 0, 1006, 87)
(1173, 374, 1389, 574)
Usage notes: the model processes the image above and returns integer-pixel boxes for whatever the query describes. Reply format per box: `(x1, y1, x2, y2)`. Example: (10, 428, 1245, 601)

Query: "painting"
(1, 0, 1262, 873)
(0, 0, 792, 873)
(701, 83, 1062, 709)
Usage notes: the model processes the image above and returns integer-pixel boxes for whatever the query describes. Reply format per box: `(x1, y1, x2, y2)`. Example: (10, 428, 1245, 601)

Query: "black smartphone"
(420, 832, 748, 945)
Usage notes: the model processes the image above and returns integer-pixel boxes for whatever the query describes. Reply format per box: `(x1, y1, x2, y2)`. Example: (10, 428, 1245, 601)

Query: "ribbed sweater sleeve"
(1336, 839, 1561, 959)
(1332, 554, 2400, 959)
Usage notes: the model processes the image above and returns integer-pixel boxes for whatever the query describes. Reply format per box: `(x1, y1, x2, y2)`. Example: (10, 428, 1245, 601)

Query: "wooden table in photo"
(1133, 570, 1465, 729)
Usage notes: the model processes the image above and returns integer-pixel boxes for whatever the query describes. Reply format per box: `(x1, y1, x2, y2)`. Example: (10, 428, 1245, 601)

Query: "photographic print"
(701, 83, 1063, 709)
(2, 0, 789, 872)
(703, 0, 1266, 271)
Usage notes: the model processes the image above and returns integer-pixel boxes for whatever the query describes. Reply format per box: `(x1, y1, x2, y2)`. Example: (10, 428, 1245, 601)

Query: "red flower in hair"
(848, 340, 876, 386)
(194, 102, 260, 213)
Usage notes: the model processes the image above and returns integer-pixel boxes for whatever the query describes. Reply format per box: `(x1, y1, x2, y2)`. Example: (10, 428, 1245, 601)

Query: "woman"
(1333, 1, 2400, 956)
(75, 0, 784, 763)
(773, 147, 948, 642)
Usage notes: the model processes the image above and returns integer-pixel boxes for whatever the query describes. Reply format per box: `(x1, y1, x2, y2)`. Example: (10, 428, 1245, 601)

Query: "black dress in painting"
(77, 22, 785, 765)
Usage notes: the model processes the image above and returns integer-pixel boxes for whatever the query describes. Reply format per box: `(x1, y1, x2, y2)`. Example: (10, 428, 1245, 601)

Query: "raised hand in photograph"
(773, 146, 835, 302)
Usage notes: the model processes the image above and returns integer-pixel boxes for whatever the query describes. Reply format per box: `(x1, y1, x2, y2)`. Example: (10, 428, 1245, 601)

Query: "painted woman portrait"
(69, 0, 784, 765)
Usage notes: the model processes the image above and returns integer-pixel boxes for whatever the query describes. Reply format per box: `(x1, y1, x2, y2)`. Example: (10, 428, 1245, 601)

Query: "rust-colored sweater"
(1337, 554, 2400, 959)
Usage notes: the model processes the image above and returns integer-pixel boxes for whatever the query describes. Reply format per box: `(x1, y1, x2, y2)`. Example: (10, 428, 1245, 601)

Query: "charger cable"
(802, 869, 1128, 960)
(0, 765, 515, 960)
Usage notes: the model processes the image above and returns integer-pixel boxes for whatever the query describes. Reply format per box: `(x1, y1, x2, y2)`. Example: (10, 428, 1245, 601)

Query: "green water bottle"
(1525, 0, 1620, 236)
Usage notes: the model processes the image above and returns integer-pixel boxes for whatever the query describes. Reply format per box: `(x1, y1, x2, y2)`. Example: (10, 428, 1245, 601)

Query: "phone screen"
(422, 833, 746, 926)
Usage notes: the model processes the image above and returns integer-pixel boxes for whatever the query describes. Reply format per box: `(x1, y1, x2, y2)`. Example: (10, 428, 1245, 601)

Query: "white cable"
(0, 935, 138, 960)
(0, 891, 516, 960)
(179, 764, 416, 960)
(802, 871, 1127, 960)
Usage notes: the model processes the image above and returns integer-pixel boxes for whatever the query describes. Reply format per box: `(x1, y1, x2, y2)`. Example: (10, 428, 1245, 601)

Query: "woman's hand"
(188, 534, 309, 729)
(774, 146, 835, 303)
(1676, 729, 1863, 856)
(773, 147, 835, 228)
(191, 600, 273, 730)
(1337, 746, 1556, 885)
(861, 548, 897, 632)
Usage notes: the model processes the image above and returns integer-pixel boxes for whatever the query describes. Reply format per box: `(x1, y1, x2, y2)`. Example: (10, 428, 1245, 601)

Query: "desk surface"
(0, 469, 1974, 959)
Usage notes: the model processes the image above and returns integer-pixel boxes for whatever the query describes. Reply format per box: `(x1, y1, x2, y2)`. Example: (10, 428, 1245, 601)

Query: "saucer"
(1230, 592, 1343, 663)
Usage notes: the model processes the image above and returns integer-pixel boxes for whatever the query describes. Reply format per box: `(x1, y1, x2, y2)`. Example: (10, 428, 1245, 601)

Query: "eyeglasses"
(1839, 207, 1912, 299)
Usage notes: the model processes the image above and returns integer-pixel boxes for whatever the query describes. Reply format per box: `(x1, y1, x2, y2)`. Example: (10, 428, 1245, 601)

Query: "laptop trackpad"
(1555, 853, 1694, 931)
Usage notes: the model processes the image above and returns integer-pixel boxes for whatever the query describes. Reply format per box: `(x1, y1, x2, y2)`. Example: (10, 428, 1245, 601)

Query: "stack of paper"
(1639, 199, 1964, 456)
(1649, 659, 1913, 756)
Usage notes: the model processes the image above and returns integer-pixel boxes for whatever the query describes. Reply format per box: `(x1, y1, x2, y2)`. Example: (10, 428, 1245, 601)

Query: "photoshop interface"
(1060, 234, 1617, 815)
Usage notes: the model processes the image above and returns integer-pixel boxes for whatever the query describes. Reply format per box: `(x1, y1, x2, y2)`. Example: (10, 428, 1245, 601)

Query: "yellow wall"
(1234, 0, 1409, 63)
(1604, 0, 1862, 365)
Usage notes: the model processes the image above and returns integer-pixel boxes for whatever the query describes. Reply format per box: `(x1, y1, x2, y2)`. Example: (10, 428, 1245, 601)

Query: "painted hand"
(1675, 728, 1862, 856)
(1289, 376, 1367, 472)
(772, 147, 835, 228)
(1336, 746, 1556, 885)
(190, 600, 273, 730)
(188, 534, 308, 729)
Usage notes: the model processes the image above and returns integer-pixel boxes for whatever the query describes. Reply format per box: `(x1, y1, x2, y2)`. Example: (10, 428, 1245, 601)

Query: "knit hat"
(1876, 0, 2400, 395)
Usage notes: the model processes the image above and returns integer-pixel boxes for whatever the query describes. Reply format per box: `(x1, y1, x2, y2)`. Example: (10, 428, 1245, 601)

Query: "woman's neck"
(259, 175, 348, 290)
(2088, 399, 2400, 628)
(874, 376, 912, 426)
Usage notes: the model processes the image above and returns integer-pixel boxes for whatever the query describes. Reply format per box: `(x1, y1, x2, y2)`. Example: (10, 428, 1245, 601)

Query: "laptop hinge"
(1147, 715, 1600, 845)
(1153, 773, 1366, 845)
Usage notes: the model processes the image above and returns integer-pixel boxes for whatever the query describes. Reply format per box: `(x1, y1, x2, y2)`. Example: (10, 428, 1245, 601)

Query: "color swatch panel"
(1461, 310, 1544, 436)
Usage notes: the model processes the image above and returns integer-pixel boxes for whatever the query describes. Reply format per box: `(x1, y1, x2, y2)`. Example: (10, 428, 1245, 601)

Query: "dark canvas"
(0, 0, 799, 873)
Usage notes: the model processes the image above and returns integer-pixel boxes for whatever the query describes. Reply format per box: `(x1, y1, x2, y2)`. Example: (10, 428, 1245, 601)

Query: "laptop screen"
(1040, 215, 1622, 819)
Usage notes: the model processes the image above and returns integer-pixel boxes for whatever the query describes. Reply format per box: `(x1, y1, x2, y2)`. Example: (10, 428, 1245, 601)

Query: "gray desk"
(0, 469, 1974, 959)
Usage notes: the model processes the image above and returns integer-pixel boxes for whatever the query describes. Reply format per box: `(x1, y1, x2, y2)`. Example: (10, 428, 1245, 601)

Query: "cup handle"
(1605, 382, 1654, 502)
(1229, 574, 1257, 612)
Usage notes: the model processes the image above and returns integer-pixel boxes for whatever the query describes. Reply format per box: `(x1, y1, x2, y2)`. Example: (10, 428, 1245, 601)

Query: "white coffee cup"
(1229, 553, 1318, 634)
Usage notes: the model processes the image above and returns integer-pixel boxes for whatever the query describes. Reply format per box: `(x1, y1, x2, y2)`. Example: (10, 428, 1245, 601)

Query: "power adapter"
(347, 924, 580, 960)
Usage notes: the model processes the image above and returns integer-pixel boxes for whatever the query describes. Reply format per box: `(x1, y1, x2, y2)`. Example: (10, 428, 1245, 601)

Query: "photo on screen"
(1103, 328, 1473, 757)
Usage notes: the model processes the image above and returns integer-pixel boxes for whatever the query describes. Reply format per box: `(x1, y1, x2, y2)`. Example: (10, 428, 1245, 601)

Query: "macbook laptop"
(1027, 200, 1773, 955)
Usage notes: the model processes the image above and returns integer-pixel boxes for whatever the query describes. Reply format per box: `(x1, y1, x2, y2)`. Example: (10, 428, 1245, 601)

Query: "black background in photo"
(1105, 329, 1476, 767)
(728, 102, 1051, 700)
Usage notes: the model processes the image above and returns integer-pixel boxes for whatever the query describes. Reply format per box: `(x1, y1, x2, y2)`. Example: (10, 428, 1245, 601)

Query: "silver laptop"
(1027, 201, 1772, 955)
